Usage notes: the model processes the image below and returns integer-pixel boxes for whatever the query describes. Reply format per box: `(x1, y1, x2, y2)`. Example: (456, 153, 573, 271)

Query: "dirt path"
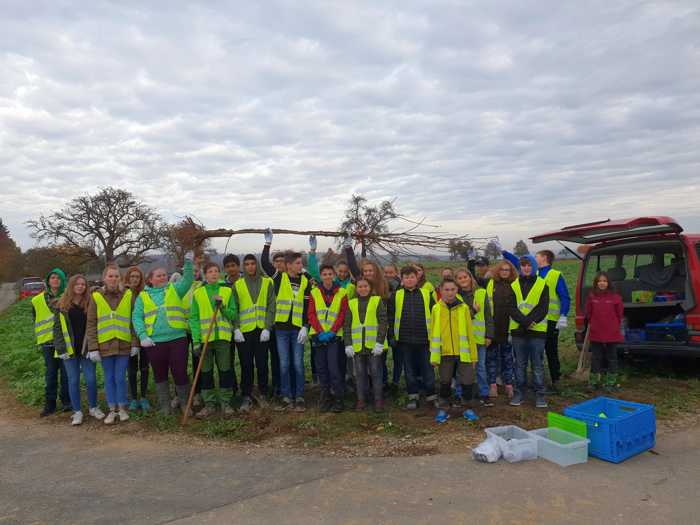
(0, 403, 698, 524)
(0, 283, 16, 314)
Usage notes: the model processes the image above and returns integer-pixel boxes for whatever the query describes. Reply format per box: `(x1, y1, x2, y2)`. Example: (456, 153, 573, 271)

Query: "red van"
(532, 217, 700, 356)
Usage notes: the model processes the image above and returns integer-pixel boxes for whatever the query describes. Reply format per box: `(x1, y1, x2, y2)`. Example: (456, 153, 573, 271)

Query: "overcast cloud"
(1, 1, 699, 255)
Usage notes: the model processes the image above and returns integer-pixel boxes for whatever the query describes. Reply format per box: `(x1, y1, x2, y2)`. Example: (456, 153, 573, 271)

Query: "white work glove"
(234, 329, 245, 343)
(88, 351, 101, 363)
(184, 251, 194, 262)
(557, 316, 568, 329)
(372, 343, 384, 356)
(58, 353, 70, 360)
(309, 235, 317, 252)
(297, 326, 309, 345)
(140, 337, 156, 348)
(130, 347, 140, 357)
(260, 329, 271, 342)
(264, 227, 273, 244)
(493, 238, 502, 252)
(345, 346, 355, 358)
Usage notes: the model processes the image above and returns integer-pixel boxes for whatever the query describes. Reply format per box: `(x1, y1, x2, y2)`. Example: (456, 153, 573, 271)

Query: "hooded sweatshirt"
(509, 254, 549, 339)
(132, 260, 194, 343)
(32, 268, 67, 348)
(231, 261, 276, 331)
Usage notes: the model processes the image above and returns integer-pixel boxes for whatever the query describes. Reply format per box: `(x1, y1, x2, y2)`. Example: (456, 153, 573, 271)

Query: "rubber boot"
(155, 382, 171, 416)
(176, 384, 193, 417)
(604, 373, 619, 392)
(588, 373, 601, 392)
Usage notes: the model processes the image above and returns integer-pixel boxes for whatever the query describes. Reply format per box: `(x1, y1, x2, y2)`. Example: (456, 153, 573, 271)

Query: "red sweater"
(308, 284, 348, 335)
(584, 291, 624, 343)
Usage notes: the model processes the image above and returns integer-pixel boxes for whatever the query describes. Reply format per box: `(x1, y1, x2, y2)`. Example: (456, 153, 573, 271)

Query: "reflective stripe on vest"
(194, 286, 233, 343)
(93, 290, 133, 344)
(349, 296, 383, 352)
(183, 281, 203, 332)
(274, 273, 307, 328)
(429, 302, 472, 363)
(56, 313, 75, 357)
(139, 284, 187, 336)
(394, 288, 431, 342)
(510, 278, 548, 333)
(31, 292, 55, 345)
(235, 277, 272, 333)
(544, 269, 562, 321)
(472, 288, 487, 345)
(309, 287, 347, 337)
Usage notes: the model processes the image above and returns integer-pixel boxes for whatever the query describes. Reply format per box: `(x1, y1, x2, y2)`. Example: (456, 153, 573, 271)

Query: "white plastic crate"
(530, 428, 590, 467)
(484, 425, 538, 463)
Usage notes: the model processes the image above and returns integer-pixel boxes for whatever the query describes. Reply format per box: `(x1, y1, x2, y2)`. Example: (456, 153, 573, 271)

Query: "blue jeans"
(476, 345, 489, 398)
(63, 356, 98, 412)
(314, 338, 343, 397)
(42, 346, 69, 408)
(101, 355, 130, 408)
(486, 342, 514, 385)
(276, 329, 305, 399)
(401, 343, 435, 398)
(512, 336, 546, 395)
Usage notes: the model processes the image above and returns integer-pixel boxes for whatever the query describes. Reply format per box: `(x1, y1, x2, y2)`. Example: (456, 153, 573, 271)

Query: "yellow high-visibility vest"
(31, 292, 55, 345)
(194, 286, 233, 343)
(183, 281, 203, 332)
(510, 278, 548, 333)
(429, 301, 476, 364)
(349, 296, 387, 352)
(486, 280, 494, 316)
(139, 285, 187, 336)
(56, 313, 75, 357)
(472, 288, 487, 345)
(393, 288, 431, 341)
(309, 287, 347, 337)
(235, 277, 272, 333)
(345, 282, 356, 300)
(93, 290, 133, 344)
(274, 273, 307, 328)
(543, 269, 562, 321)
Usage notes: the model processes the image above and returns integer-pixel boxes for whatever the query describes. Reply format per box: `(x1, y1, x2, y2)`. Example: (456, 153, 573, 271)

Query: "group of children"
(32, 231, 625, 426)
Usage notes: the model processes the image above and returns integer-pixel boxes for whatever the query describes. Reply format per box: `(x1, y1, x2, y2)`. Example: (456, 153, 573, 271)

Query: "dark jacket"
(491, 280, 515, 344)
(343, 296, 388, 353)
(53, 303, 87, 357)
(387, 287, 435, 346)
(509, 275, 549, 339)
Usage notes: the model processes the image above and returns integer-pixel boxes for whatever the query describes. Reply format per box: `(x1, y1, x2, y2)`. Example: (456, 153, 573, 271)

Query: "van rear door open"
(531, 217, 683, 244)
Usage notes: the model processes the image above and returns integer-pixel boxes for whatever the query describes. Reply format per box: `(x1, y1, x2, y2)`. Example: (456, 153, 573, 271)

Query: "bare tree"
(27, 187, 165, 266)
(338, 195, 397, 258)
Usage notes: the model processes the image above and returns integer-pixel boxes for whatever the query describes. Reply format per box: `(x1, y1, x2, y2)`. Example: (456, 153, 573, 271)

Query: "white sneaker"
(104, 411, 117, 425)
(71, 411, 83, 426)
(118, 409, 129, 422)
(89, 407, 106, 420)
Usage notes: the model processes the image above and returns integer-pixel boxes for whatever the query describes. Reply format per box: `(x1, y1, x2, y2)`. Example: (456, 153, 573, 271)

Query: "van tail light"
(691, 336, 700, 344)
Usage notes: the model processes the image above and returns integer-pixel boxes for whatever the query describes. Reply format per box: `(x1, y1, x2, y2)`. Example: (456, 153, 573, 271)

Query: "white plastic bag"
(472, 437, 502, 463)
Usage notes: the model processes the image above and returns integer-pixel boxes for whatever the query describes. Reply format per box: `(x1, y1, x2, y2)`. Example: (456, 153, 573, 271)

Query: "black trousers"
(270, 329, 281, 395)
(128, 351, 149, 400)
(237, 328, 270, 397)
(544, 321, 561, 383)
(590, 342, 618, 375)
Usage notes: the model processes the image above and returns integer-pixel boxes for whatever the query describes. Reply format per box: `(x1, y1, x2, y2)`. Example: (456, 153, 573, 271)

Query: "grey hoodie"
(232, 263, 276, 331)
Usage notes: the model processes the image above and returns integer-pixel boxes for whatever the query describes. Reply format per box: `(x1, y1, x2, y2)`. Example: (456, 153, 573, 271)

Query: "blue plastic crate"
(563, 397, 655, 463)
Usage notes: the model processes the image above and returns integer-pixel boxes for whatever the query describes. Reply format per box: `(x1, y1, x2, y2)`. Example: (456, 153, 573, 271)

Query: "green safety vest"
(393, 288, 431, 341)
(309, 287, 347, 337)
(274, 273, 307, 328)
(32, 292, 55, 345)
(235, 277, 272, 333)
(472, 288, 487, 345)
(543, 269, 562, 321)
(349, 296, 387, 352)
(56, 312, 75, 357)
(510, 278, 548, 333)
(429, 302, 473, 364)
(139, 285, 187, 336)
(93, 290, 133, 344)
(194, 285, 233, 343)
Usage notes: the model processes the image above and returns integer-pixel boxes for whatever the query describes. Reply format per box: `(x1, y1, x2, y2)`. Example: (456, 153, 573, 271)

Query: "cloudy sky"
(1, 1, 699, 256)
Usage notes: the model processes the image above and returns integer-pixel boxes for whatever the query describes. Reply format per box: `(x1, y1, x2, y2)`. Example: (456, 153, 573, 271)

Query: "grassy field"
(2, 259, 699, 456)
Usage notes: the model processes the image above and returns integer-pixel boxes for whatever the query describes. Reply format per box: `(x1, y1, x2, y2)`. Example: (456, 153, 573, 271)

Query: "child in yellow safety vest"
(429, 277, 478, 409)
(86, 264, 138, 425)
(455, 269, 494, 407)
(343, 278, 388, 412)
(189, 262, 238, 418)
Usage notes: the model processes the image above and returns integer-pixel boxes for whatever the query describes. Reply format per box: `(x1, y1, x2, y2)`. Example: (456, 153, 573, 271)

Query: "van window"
(583, 254, 618, 286)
